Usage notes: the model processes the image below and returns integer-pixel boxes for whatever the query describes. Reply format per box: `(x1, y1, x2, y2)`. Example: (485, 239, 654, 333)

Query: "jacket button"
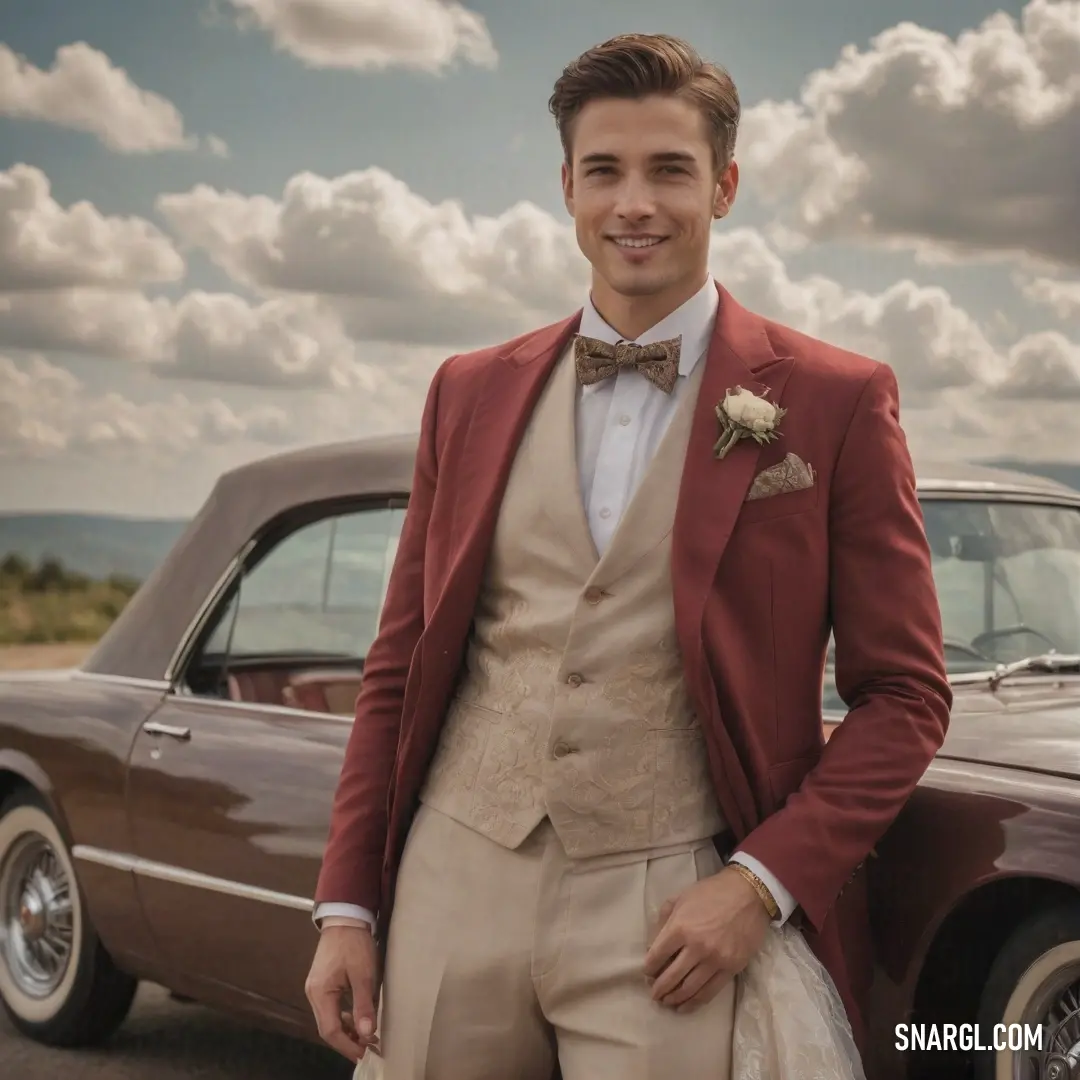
(584, 586, 604, 604)
(566, 672, 583, 687)
(553, 741, 573, 758)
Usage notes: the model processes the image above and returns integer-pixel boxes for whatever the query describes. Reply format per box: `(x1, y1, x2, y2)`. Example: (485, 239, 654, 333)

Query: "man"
(305, 32, 951, 1079)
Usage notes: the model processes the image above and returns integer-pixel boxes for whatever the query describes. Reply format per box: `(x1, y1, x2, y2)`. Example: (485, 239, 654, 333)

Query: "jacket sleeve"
(733, 362, 952, 933)
(313, 359, 449, 913)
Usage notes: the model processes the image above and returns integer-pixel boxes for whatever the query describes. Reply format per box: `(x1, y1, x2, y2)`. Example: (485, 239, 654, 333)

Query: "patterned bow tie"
(573, 334, 682, 394)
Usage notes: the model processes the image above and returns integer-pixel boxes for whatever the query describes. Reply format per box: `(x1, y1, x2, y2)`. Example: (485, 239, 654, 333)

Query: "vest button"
(584, 586, 604, 604)
(566, 672, 583, 687)
(553, 741, 574, 758)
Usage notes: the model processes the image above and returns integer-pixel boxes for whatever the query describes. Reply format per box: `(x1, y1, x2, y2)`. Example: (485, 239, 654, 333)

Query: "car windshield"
(823, 497, 1080, 710)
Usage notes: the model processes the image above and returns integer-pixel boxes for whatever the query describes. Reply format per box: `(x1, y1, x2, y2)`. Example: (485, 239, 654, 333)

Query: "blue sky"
(0, 0, 1076, 514)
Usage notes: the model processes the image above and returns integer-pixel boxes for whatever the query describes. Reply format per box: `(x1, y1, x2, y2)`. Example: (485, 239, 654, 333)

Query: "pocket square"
(746, 453, 816, 501)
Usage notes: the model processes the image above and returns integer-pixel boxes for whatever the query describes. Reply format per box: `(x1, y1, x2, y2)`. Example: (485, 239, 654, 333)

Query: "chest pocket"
(737, 482, 820, 525)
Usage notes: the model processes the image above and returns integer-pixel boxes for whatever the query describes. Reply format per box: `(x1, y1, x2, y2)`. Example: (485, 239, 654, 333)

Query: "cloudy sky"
(0, 0, 1077, 516)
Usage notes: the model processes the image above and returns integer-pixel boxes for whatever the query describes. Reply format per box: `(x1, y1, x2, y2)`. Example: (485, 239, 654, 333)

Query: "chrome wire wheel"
(1, 833, 75, 998)
(0, 801, 82, 1024)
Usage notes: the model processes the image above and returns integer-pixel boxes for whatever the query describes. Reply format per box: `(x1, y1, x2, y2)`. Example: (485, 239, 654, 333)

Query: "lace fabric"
(354, 1047, 383, 1080)
(732, 922, 867, 1080)
(354, 921, 865, 1080)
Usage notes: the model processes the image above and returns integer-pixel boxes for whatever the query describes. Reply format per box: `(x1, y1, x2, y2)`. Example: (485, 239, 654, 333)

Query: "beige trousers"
(374, 802, 735, 1080)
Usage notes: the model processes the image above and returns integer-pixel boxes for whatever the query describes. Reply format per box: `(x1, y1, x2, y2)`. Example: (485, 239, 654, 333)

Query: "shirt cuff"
(727, 853, 797, 925)
(312, 902, 376, 931)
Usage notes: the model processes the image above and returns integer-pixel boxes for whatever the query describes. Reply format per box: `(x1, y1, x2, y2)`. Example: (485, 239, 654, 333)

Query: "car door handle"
(142, 720, 192, 741)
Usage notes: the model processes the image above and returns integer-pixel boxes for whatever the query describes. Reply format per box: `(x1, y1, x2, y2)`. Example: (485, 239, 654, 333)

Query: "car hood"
(935, 677, 1080, 780)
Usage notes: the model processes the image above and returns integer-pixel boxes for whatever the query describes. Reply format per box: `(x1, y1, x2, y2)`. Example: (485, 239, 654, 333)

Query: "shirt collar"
(577, 274, 718, 378)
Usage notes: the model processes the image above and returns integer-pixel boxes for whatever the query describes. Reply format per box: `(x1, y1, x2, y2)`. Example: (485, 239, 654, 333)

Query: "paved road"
(0, 983, 354, 1080)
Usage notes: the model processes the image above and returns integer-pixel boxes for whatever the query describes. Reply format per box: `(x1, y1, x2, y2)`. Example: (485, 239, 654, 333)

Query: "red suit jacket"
(315, 280, 952, 1050)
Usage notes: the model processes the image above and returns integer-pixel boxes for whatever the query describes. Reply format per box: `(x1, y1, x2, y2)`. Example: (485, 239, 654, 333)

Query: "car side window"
(183, 505, 406, 710)
(204, 506, 405, 660)
(822, 496, 1080, 717)
(923, 498, 1080, 665)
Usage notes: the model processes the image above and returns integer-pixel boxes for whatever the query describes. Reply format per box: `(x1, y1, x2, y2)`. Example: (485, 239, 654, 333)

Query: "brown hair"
(549, 33, 740, 171)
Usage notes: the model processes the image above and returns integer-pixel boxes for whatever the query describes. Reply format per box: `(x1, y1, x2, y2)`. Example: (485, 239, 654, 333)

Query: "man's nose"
(613, 175, 656, 220)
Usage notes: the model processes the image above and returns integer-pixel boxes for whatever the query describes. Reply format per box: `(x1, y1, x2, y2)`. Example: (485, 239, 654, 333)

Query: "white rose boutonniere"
(713, 386, 786, 459)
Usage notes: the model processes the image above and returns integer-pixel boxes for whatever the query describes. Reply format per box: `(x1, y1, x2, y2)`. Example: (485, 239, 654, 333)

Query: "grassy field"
(0, 642, 94, 670)
(0, 555, 134, 665)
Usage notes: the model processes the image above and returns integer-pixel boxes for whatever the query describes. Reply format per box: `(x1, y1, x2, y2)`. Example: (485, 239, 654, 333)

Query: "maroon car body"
(1, 433, 1080, 1079)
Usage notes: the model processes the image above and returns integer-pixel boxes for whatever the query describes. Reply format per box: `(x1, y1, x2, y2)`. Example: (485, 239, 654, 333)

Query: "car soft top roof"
(81, 431, 1079, 682)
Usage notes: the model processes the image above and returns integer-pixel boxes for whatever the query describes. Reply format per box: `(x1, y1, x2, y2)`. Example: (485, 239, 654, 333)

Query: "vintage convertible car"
(1, 433, 1079, 1080)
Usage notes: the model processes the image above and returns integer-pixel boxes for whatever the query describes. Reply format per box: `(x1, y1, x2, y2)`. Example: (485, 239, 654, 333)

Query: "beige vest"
(418, 342, 726, 857)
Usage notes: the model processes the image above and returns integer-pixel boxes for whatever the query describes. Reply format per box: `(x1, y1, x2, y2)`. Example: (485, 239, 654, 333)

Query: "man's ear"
(562, 159, 575, 216)
(713, 160, 739, 219)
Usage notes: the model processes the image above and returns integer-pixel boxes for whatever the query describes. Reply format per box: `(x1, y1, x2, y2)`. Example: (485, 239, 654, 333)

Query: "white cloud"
(164, 291, 364, 388)
(0, 288, 173, 360)
(157, 167, 586, 346)
(0, 164, 384, 392)
(206, 134, 231, 159)
(1020, 275, 1080, 319)
(0, 164, 184, 290)
(0, 286, 372, 390)
(738, 0, 1080, 268)
(226, 0, 498, 73)
(0, 353, 293, 459)
(0, 42, 225, 155)
(994, 330, 1080, 398)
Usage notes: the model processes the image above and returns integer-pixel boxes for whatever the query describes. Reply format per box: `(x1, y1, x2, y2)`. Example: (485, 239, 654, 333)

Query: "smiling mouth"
(609, 236, 667, 249)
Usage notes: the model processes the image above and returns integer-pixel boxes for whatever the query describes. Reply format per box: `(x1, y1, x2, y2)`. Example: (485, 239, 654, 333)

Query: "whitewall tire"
(975, 904, 1080, 1080)
(0, 788, 137, 1046)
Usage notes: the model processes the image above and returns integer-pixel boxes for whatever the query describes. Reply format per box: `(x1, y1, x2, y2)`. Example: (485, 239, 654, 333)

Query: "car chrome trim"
(163, 541, 254, 686)
(71, 846, 313, 911)
(825, 669, 1080, 689)
(69, 672, 171, 692)
(917, 486, 1080, 508)
(167, 682, 355, 723)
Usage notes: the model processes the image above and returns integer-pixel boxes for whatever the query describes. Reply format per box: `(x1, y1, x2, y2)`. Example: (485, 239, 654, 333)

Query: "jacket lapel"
(672, 283, 794, 835)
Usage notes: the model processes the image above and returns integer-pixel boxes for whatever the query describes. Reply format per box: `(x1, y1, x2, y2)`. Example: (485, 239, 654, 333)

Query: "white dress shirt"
(315, 274, 796, 931)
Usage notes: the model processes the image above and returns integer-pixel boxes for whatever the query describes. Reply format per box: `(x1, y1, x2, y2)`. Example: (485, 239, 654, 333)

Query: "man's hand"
(305, 922, 380, 1062)
(643, 865, 771, 1013)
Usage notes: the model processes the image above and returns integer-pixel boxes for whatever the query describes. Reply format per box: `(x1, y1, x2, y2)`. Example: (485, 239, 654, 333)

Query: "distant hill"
(0, 514, 188, 582)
